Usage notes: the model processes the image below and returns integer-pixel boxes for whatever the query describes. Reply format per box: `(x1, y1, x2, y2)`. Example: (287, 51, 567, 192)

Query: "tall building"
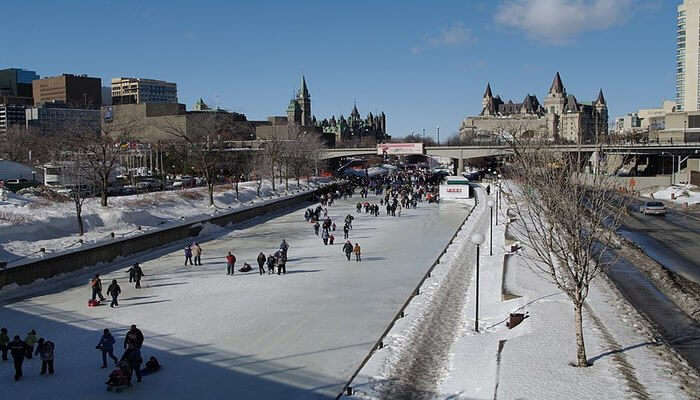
(286, 76, 312, 127)
(26, 102, 101, 136)
(676, 0, 700, 112)
(111, 77, 178, 105)
(32, 74, 102, 109)
(0, 68, 39, 98)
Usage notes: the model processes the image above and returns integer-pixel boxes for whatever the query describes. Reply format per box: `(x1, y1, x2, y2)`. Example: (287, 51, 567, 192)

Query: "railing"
(336, 187, 480, 398)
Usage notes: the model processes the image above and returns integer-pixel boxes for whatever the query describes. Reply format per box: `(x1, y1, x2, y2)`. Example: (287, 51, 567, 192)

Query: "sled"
(106, 382, 131, 392)
(88, 299, 101, 307)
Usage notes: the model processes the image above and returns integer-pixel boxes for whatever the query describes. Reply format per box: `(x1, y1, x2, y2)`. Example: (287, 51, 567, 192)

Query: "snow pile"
(644, 184, 700, 206)
(0, 180, 319, 265)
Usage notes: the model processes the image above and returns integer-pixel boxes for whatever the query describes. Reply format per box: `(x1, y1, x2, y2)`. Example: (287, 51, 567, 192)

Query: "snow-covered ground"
(346, 188, 697, 399)
(0, 180, 317, 266)
(0, 193, 471, 399)
(642, 184, 700, 206)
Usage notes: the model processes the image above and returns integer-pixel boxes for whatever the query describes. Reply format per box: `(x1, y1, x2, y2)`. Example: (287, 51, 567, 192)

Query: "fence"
(336, 188, 480, 398)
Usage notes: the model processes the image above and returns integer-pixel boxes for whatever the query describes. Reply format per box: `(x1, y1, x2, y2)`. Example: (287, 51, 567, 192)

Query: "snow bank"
(0, 179, 320, 265)
(643, 184, 700, 205)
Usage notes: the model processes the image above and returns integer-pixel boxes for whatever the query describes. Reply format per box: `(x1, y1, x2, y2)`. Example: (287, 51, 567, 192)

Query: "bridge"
(319, 143, 700, 174)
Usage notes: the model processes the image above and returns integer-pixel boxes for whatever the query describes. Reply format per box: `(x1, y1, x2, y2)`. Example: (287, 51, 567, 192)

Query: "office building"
(0, 68, 39, 98)
(676, 0, 700, 111)
(32, 74, 102, 109)
(26, 102, 101, 136)
(111, 77, 177, 105)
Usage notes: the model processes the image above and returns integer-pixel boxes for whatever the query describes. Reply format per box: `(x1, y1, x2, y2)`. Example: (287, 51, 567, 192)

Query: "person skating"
(226, 252, 236, 275)
(98, 329, 118, 368)
(24, 330, 37, 359)
(329, 234, 335, 245)
(35, 338, 55, 375)
(91, 274, 106, 302)
(322, 230, 329, 245)
(280, 239, 289, 259)
(8, 336, 26, 381)
(0, 327, 9, 361)
(343, 224, 350, 240)
(313, 221, 320, 236)
(343, 241, 353, 261)
(257, 252, 266, 275)
(127, 264, 136, 283)
(266, 254, 276, 275)
(184, 246, 193, 266)
(276, 251, 286, 275)
(124, 325, 144, 350)
(121, 346, 143, 383)
(132, 263, 144, 289)
(107, 280, 121, 308)
(354, 243, 362, 262)
(356, 202, 362, 213)
(193, 243, 202, 265)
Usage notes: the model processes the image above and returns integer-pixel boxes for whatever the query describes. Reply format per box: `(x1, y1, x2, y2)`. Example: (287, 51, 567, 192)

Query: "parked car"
(640, 201, 666, 216)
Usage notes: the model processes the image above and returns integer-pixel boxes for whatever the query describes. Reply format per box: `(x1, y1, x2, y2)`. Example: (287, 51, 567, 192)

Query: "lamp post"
(497, 174, 503, 210)
(487, 200, 494, 256)
(471, 233, 485, 332)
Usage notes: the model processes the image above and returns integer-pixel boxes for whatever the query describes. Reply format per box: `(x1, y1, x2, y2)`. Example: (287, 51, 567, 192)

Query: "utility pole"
(437, 125, 440, 145)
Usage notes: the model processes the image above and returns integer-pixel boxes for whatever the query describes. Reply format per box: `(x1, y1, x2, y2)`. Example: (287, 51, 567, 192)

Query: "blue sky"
(3, 0, 675, 139)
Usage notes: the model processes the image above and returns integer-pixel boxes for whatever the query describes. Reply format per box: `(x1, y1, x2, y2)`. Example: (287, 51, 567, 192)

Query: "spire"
(484, 83, 493, 98)
(596, 89, 606, 105)
(549, 72, 565, 95)
(301, 75, 309, 99)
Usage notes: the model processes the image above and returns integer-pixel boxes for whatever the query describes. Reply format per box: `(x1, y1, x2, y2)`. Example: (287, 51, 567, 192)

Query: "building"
(614, 100, 676, 139)
(460, 72, 608, 144)
(0, 68, 39, 98)
(255, 76, 388, 147)
(111, 77, 178, 105)
(0, 68, 39, 133)
(317, 104, 388, 146)
(103, 102, 254, 142)
(614, 113, 641, 135)
(102, 87, 112, 106)
(32, 74, 102, 109)
(26, 102, 101, 136)
(676, 0, 700, 111)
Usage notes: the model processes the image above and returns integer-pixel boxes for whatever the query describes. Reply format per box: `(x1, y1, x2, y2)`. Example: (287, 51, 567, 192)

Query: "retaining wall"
(0, 191, 316, 290)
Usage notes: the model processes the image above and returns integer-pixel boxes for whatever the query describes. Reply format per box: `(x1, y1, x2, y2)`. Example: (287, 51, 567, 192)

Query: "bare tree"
(259, 134, 287, 192)
(55, 150, 92, 236)
(228, 149, 255, 200)
(503, 137, 628, 367)
(0, 125, 52, 166)
(285, 126, 324, 188)
(159, 113, 249, 207)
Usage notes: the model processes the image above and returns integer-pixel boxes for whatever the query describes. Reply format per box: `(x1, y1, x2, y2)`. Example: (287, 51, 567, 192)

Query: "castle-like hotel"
(460, 72, 608, 144)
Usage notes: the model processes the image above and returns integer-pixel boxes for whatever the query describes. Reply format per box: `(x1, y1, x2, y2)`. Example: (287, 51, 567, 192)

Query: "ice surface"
(0, 194, 470, 399)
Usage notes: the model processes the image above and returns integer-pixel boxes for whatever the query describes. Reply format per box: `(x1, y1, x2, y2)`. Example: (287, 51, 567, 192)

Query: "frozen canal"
(0, 195, 471, 399)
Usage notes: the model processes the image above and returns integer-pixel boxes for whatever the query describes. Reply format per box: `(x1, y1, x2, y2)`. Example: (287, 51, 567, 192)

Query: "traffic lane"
(628, 197, 700, 234)
(618, 205, 700, 284)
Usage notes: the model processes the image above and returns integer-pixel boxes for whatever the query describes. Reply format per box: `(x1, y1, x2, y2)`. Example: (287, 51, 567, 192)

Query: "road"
(619, 199, 700, 284)
(0, 194, 471, 399)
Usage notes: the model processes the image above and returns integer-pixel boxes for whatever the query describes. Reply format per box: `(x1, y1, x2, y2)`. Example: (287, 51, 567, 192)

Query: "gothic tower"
(298, 76, 312, 126)
(544, 72, 568, 138)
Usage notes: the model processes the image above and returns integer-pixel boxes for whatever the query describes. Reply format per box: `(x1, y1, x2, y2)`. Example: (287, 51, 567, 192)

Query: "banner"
(377, 143, 424, 156)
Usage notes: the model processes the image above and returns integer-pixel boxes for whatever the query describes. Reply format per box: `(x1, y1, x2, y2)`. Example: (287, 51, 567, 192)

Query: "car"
(640, 201, 666, 216)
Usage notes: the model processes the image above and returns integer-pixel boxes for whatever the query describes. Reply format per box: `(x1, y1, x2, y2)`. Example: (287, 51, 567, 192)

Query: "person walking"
(132, 263, 144, 289)
(266, 254, 276, 275)
(97, 329, 118, 368)
(91, 274, 106, 302)
(35, 338, 55, 375)
(107, 280, 121, 308)
(8, 336, 26, 381)
(353, 243, 362, 262)
(193, 243, 202, 265)
(343, 241, 353, 261)
(184, 246, 193, 266)
(329, 234, 335, 245)
(280, 240, 289, 259)
(127, 264, 136, 283)
(276, 252, 286, 275)
(24, 330, 37, 359)
(321, 229, 329, 245)
(257, 252, 266, 275)
(343, 224, 350, 240)
(313, 221, 320, 236)
(226, 252, 236, 275)
(0, 327, 9, 361)
(124, 325, 144, 350)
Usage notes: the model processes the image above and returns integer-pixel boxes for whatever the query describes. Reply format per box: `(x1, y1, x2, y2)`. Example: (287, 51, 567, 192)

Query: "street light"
(497, 174, 503, 211)
(487, 200, 494, 256)
(471, 232, 485, 332)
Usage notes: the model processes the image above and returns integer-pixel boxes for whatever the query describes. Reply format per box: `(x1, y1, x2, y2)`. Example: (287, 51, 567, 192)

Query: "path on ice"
(0, 193, 471, 399)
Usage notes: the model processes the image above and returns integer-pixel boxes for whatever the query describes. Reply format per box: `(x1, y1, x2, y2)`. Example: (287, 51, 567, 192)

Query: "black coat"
(107, 283, 121, 297)
(124, 328, 144, 349)
(8, 339, 26, 358)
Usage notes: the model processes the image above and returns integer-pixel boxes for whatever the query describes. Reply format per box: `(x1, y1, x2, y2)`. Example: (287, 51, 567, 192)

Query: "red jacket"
(226, 255, 236, 264)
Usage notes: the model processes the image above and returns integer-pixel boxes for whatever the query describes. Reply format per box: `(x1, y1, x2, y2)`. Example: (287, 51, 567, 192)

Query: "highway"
(619, 199, 700, 284)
